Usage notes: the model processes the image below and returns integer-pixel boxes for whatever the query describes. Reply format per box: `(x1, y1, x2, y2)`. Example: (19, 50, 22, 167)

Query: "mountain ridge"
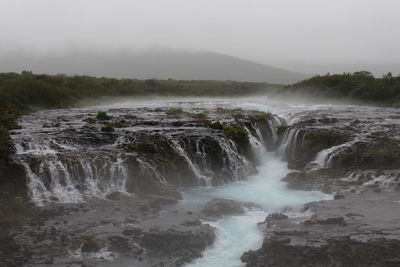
(0, 49, 308, 84)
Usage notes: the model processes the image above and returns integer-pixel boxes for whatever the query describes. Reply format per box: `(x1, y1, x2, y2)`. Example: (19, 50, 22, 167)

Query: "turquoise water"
(185, 153, 330, 267)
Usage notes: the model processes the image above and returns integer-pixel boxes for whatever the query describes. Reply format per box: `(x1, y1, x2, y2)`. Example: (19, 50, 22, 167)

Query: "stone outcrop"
(242, 107, 400, 267)
(201, 198, 261, 220)
(10, 107, 282, 205)
(242, 191, 400, 267)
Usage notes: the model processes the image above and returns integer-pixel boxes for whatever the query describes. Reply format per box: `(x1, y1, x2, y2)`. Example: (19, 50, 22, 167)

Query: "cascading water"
(8, 97, 400, 267)
(11, 105, 276, 205)
(184, 153, 330, 267)
(306, 139, 358, 170)
(277, 127, 302, 160)
(17, 152, 130, 205)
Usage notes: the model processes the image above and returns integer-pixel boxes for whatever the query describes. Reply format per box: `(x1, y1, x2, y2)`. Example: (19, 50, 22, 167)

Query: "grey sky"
(1, 0, 400, 74)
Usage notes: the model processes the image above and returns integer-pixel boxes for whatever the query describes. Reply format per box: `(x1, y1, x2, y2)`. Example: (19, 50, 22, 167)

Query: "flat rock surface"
(10, 195, 215, 267)
(242, 190, 400, 267)
(201, 198, 262, 220)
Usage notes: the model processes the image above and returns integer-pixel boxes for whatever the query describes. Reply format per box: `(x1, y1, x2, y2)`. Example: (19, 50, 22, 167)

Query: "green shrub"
(194, 113, 208, 119)
(210, 120, 224, 130)
(223, 125, 249, 144)
(124, 114, 137, 119)
(101, 124, 115, 132)
(97, 111, 110, 120)
(251, 111, 272, 119)
(276, 125, 287, 135)
(127, 142, 157, 153)
(165, 108, 184, 116)
(114, 119, 126, 128)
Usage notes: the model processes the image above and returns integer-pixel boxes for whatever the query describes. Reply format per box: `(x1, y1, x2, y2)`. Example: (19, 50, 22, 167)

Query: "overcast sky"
(1, 0, 399, 74)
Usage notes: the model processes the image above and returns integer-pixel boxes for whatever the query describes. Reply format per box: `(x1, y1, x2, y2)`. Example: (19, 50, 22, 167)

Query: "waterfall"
(306, 140, 357, 170)
(136, 157, 169, 185)
(16, 153, 130, 205)
(218, 138, 253, 181)
(277, 127, 302, 160)
(268, 116, 283, 145)
(170, 139, 212, 187)
(245, 125, 266, 163)
(13, 132, 266, 205)
(11, 105, 283, 205)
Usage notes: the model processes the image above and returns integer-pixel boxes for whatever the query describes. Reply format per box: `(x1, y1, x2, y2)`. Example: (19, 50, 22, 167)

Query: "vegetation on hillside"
(2, 70, 400, 166)
(0, 71, 276, 164)
(283, 71, 400, 106)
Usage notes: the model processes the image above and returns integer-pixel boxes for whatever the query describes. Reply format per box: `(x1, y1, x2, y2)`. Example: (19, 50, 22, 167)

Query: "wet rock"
(122, 224, 142, 236)
(329, 138, 400, 170)
(105, 191, 128, 201)
(282, 169, 347, 192)
(333, 192, 345, 199)
(266, 213, 288, 221)
(11, 107, 279, 206)
(81, 238, 100, 253)
(273, 230, 308, 236)
(107, 236, 134, 254)
(303, 217, 346, 226)
(259, 213, 289, 228)
(244, 191, 400, 267)
(140, 227, 215, 259)
(181, 219, 202, 227)
(242, 237, 400, 267)
(285, 128, 348, 169)
(201, 198, 261, 219)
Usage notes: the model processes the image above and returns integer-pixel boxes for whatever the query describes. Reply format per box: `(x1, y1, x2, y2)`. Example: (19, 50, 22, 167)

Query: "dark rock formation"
(328, 138, 400, 170)
(10, 107, 281, 205)
(242, 237, 400, 267)
(81, 238, 100, 253)
(201, 198, 261, 220)
(286, 128, 348, 169)
(140, 227, 215, 258)
(242, 191, 400, 267)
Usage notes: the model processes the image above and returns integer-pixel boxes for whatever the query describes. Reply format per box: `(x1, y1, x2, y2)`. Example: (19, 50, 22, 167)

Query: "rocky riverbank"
(3, 194, 217, 266)
(1, 105, 282, 266)
(1, 100, 400, 266)
(242, 105, 400, 267)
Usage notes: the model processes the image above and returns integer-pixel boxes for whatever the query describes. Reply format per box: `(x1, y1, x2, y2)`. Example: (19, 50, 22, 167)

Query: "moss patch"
(165, 108, 184, 116)
(210, 120, 224, 130)
(224, 126, 249, 144)
(96, 111, 111, 120)
(276, 125, 287, 135)
(100, 124, 115, 132)
(127, 142, 157, 153)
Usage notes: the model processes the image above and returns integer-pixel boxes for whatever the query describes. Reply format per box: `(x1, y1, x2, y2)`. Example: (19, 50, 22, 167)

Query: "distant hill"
(0, 50, 308, 84)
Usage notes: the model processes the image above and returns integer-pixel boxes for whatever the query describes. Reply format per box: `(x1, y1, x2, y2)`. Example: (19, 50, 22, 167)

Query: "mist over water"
(78, 96, 334, 266)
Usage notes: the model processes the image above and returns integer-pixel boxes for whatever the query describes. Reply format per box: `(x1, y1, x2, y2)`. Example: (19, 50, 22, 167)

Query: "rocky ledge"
(2, 194, 215, 266)
(242, 106, 400, 267)
(277, 108, 400, 192)
(201, 198, 261, 220)
(1, 106, 282, 266)
(242, 190, 400, 267)
(10, 106, 282, 205)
